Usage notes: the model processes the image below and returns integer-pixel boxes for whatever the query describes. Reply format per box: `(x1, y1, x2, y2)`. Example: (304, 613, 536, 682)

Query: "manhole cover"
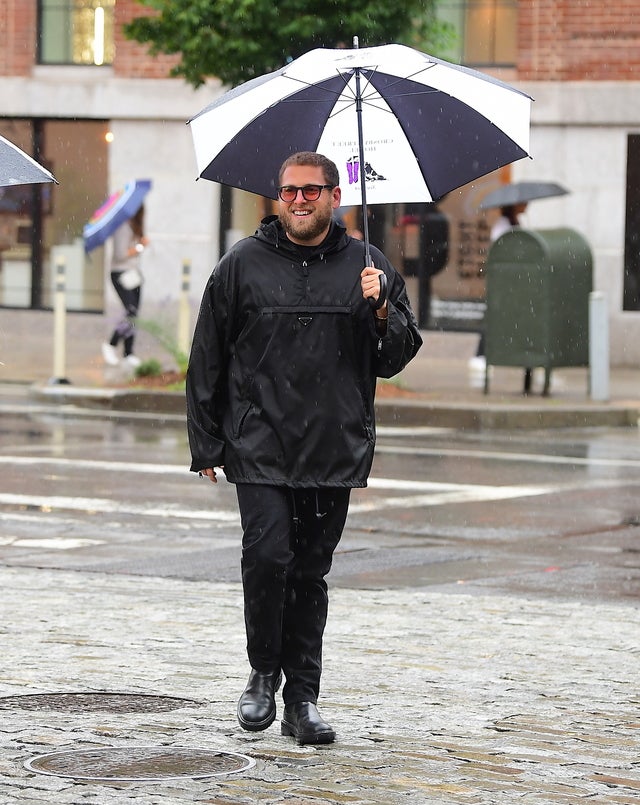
(0, 692, 201, 713)
(24, 747, 255, 781)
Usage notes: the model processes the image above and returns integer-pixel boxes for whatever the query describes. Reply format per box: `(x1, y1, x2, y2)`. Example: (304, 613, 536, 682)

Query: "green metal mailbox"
(484, 228, 593, 395)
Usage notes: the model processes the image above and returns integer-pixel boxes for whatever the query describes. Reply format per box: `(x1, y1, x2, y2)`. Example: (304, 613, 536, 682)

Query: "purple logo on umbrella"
(346, 155, 359, 185)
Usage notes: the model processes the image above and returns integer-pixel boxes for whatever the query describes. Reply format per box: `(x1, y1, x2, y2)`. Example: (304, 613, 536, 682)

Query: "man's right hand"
(201, 468, 218, 483)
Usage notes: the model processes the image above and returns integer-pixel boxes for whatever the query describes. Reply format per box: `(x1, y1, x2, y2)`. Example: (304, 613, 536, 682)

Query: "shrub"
(135, 358, 164, 377)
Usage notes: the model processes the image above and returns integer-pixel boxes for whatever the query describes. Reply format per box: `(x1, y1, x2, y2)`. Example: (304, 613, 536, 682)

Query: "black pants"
(235, 484, 350, 705)
(109, 271, 140, 356)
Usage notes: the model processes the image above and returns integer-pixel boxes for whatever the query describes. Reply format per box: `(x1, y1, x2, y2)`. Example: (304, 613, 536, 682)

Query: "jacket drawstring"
(290, 490, 300, 528)
(315, 490, 326, 519)
(290, 490, 327, 523)
(289, 489, 300, 528)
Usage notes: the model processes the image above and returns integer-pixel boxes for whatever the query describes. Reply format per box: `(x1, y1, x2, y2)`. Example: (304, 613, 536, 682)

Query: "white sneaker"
(468, 355, 486, 372)
(101, 342, 119, 366)
(124, 354, 142, 368)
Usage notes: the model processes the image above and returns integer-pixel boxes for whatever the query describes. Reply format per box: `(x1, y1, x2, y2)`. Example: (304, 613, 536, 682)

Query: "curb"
(375, 397, 640, 429)
(30, 386, 640, 430)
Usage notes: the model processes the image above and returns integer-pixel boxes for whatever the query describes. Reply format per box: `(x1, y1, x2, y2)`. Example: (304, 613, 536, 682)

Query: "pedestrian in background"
(470, 201, 528, 374)
(101, 204, 148, 368)
(186, 151, 422, 745)
(490, 201, 527, 242)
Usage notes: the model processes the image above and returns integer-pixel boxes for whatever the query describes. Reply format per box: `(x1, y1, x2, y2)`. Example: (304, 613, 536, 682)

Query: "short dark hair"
(278, 151, 340, 188)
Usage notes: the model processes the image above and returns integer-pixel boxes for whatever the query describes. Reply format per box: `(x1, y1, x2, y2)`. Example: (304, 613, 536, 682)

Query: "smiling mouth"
(292, 210, 312, 217)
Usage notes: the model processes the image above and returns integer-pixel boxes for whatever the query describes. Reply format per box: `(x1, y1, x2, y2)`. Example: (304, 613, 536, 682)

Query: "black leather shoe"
(281, 701, 335, 745)
(237, 669, 282, 732)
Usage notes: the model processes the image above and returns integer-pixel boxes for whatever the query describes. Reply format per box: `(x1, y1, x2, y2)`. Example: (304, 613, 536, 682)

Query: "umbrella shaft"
(354, 67, 372, 267)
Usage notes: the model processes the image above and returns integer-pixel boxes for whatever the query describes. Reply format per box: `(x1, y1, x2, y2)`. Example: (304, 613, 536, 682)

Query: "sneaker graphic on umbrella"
(364, 162, 386, 182)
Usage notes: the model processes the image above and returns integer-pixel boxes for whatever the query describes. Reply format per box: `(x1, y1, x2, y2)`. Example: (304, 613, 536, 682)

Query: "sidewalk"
(1, 308, 640, 427)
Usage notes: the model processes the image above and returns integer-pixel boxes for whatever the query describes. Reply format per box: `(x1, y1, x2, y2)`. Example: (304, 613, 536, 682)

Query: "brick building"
(1, 1, 639, 366)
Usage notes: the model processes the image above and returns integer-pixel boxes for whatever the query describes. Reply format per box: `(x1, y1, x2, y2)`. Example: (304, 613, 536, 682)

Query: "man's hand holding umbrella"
(361, 266, 388, 325)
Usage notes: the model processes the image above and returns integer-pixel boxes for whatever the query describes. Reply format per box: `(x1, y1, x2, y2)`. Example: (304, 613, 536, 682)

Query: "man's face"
(278, 165, 341, 246)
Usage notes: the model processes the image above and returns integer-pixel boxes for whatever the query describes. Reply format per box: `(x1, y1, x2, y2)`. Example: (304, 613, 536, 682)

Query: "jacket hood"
(253, 215, 351, 260)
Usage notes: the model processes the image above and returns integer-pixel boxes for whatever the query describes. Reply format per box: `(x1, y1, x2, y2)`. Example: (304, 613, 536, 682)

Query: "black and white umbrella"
(189, 41, 531, 263)
(0, 134, 57, 187)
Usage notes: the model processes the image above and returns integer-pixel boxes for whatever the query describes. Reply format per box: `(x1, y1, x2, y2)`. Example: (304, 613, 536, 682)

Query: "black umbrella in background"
(479, 181, 569, 210)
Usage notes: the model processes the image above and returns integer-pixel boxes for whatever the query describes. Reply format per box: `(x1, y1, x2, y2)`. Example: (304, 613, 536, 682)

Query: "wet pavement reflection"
(1, 385, 639, 602)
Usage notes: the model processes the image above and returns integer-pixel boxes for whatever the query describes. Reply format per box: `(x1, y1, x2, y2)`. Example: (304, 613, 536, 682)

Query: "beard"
(279, 204, 333, 244)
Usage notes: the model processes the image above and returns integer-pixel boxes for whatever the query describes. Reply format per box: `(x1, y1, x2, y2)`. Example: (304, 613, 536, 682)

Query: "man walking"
(186, 151, 422, 744)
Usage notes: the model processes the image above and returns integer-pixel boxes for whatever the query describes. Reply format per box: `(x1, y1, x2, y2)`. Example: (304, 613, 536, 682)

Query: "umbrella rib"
(357, 67, 442, 111)
(282, 71, 357, 102)
(334, 98, 392, 117)
(364, 64, 437, 89)
(360, 82, 441, 103)
(334, 67, 358, 100)
(280, 68, 439, 116)
(366, 88, 440, 101)
(280, 70, 368, 121)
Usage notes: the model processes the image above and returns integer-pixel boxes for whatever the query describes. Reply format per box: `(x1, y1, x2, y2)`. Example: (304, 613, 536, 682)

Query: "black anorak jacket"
(186, 217, 422, 488)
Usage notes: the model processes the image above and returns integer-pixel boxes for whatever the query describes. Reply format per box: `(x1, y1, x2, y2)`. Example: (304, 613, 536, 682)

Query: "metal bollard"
(177, 259, 191, 357)
(589, 291, 609, 402)
(50, 257, 70, 385)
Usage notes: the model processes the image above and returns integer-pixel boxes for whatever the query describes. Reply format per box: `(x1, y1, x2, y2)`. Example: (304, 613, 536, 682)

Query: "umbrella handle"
(368, 272, 387, 310)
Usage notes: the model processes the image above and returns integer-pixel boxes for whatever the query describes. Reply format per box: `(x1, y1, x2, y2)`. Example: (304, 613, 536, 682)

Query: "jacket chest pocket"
(257, 305, 355, 363)
(234, 305, 359, 396)
(261, 305, 352, 324)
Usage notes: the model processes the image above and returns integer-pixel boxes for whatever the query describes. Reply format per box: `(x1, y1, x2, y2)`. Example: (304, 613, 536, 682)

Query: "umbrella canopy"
(189, 43, 531, 208)
(479, 181, 569, 210)
(83, 179, 152, 253)
(0, 134, 57, 187)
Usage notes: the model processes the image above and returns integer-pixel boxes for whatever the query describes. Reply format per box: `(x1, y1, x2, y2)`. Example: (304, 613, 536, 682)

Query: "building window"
(38, 0, 115, 66)
(0, 118, 108, 312)
(437, 0, 517, 67)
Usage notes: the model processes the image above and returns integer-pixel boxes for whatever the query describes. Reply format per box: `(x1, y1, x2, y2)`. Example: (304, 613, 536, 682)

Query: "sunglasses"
(277, 184, 334, 202)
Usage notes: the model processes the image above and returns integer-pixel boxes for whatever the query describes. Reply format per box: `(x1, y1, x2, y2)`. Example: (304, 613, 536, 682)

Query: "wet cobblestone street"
(1, 566, 638, 804)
